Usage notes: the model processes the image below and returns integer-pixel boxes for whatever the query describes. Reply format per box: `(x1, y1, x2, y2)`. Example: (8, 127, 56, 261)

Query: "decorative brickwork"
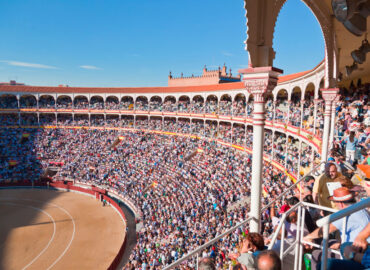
(168, 64, 241, 87)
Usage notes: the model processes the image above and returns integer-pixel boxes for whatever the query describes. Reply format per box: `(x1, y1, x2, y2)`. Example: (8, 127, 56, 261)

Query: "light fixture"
(351, 38, 370, 63)
(345, 61, 358, 76)
(332, 0, 370, 36)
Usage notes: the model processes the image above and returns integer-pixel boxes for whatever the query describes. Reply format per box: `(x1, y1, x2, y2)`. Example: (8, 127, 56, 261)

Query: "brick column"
(320, 88, 339, 164)
(239, 66, 282, 233)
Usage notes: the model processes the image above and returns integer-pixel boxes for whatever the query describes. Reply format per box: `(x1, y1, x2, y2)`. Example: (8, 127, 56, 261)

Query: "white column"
(313, 99, 319, 135)
(250, 93, 266, 232)
(284, 135, 289, 168)
(271, 131, 275, 161)
(321, 88, 339, 164)
(329, 95, 340, 149)
(239, 66, 282, 233)
(286, 100, 291, 125)
(299, 99, 304, 130)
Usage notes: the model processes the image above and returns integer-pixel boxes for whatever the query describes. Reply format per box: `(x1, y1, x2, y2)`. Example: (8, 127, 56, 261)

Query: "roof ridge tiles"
(0, 61, 324, 94)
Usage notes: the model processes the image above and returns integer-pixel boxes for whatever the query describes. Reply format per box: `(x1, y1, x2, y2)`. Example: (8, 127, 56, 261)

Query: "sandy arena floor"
(0, 188, 126, 270)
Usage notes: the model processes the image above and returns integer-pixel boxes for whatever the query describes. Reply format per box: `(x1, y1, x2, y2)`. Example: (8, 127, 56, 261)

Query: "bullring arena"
(1, 0, 370, 269)
(0, 187, 126, 270)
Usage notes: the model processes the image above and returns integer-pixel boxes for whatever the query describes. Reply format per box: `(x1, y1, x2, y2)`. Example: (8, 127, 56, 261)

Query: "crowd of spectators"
(0, 126, 297, 268)
(39, 96, 56, 108)
(0, 95, 18, 109)
(56, 97, 72, 109)
(0, 83, 369, 269)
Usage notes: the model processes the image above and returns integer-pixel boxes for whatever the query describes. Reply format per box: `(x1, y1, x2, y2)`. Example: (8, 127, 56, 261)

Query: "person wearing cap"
(305, 187, 370, 244)
(318, 177, 370, 270)
(304, 187, 370, 270)
(312, 163, 342, 209)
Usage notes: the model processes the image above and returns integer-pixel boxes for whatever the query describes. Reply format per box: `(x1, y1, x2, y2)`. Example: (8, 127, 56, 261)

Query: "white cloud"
(222, 52, 233, 57)
(79, 65, 101, 70)
(1, 60, 57, 69)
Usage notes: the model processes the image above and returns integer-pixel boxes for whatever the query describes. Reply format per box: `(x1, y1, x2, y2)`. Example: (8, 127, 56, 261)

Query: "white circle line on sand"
(45, 200, 75, 270)
(0, 201, 56, 270)
(0, 197, 76, 270)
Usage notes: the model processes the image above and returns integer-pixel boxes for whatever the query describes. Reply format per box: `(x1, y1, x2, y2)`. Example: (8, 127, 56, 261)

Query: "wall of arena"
(0, 180, 128, 270)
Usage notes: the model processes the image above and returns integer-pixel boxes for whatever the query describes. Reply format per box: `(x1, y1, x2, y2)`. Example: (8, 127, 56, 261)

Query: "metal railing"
(316, 197, 370, 270)
(268, 201, 338, 270)
(163, 162, 325, 269)
(266, 197, 370, 270)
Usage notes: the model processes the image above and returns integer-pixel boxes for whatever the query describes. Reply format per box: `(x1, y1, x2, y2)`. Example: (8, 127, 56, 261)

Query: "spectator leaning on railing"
(304, 186, 370, 270)
(318, 176, 370, 270)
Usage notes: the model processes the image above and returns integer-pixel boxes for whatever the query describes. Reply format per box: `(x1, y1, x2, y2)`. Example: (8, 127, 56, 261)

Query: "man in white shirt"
(303, 187, 370, 269)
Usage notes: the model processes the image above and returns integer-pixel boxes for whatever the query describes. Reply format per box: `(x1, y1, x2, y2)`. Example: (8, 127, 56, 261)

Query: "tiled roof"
(0, 62, 323, 95)
(0, 82, 246, 94)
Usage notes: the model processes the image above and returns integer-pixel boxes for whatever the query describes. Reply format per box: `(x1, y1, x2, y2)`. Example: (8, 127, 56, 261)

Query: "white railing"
(316, 197, 370, 270)
(267, 197, 370, 270)
(268, 201, 338, 270)
(162, 162, 325, 269)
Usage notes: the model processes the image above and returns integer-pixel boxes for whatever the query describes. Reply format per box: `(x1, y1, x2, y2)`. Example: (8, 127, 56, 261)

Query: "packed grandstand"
(0, 70, 369, 269)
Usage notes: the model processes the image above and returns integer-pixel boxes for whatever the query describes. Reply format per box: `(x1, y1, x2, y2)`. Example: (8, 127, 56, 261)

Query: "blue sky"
(0, 0, 324, 87)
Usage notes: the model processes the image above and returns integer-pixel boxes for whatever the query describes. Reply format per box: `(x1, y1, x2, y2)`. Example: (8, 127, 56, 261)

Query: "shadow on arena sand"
(0, 126, 60, 269)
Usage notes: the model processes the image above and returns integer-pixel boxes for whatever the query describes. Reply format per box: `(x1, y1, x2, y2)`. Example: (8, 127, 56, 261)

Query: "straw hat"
(328, 187, 354, 202)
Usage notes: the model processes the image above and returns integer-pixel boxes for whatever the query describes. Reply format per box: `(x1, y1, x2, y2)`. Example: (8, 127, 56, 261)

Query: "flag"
(9, 160, 18, 166)
(151, 181, 159, 188)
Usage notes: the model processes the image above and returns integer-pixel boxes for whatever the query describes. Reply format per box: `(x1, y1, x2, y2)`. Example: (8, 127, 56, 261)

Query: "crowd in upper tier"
(0, 112, 314, 179)
(0, 83, 369, 269)
(1, 90, 327, 139)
